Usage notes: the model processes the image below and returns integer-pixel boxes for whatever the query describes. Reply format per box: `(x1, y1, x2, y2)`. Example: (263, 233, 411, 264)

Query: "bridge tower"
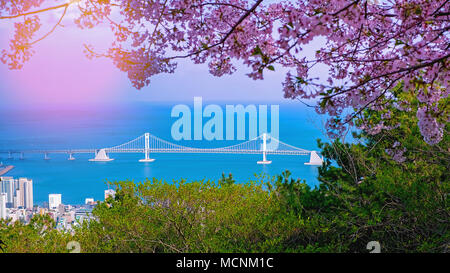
(139, 133, 155, 162)
(68, 153, 75, 161)
(257, 133, 272, 165)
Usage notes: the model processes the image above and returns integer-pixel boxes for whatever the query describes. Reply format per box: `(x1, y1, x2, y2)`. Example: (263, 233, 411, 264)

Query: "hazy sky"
(0, 5, 326, 107)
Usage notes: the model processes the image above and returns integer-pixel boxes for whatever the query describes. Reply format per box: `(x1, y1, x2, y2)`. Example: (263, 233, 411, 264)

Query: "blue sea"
(0, 101, 327, 205)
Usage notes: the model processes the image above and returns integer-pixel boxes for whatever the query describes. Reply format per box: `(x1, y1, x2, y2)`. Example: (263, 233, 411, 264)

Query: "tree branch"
(167, 0, 263, 60)
(331, 0, 360, 16)
(28, 4, 69, 46)
(0, 3, 70, 20)
(324, 53, 450, 100)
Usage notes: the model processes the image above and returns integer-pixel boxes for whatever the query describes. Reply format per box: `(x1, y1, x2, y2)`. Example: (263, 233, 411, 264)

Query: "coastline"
(0, 165, 14, 176)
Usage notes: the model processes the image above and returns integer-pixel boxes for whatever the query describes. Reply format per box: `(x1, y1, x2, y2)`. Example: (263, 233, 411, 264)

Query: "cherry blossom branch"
(431, 0, 450, 16)
(167, 0, 263, 60)
(331, 0, 360, 16)
(324, 53, 450, 100)
(342, 75, 403, 126)
(0, 2, 70, 20)
(188, 2, 250, 12)
(28, 3, 68, 46)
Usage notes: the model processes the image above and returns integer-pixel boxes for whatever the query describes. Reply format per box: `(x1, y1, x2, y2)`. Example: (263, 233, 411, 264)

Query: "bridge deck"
(0, 149, 308, 155)
(0, 133, 314, 157)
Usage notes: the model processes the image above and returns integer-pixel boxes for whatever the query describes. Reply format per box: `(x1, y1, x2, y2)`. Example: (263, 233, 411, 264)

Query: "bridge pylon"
(257, 133, 272, 165)
(139, 133, 155, 162)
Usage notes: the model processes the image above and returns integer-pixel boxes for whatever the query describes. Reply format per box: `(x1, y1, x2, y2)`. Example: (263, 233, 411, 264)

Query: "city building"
(0, 177, 15, 208)
(0, 176, 33, 209)
(14, 187, 22, 208)
(0, 192, 7, 220)
(49, 194, 62, 210)
(0, 181, 105, 228)
(74, 208, 93, 224)
(104, 189, 116, 200)
(21, 178, 33, 209)
(58, 203, 65, 214)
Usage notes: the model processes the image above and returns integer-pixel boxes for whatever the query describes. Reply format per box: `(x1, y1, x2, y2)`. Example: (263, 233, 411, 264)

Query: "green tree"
(0, 215, 71, 253)
(275, 89, 449, 252)
(74, 177, 284, 253)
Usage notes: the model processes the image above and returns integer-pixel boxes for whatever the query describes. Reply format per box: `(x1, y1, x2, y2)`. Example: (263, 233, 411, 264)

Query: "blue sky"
(0, 5, 326, 107)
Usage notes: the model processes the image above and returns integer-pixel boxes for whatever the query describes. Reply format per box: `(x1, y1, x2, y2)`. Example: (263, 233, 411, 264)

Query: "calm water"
(0, 101, 327, 205)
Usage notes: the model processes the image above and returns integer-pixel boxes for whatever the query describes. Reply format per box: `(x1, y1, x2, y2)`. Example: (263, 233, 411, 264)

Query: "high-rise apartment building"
(0, 177, 15, 208)
(0, 177, 33, 209)
(0, 193, 7, 219)
(21, 178, 33, 209)
(49, 194, 62, 210)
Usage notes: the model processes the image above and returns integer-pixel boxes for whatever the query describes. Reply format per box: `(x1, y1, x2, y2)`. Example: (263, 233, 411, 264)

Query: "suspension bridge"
(0, 133, 323, 165)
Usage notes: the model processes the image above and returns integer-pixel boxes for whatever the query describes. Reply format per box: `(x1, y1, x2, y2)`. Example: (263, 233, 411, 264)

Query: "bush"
(73, 176, 283, 253)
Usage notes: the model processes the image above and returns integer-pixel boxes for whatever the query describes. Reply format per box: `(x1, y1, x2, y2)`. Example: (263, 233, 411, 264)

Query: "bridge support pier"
(19, 153, 24, 160)
(89, 149, 114, 162)
(257, 133, 272, 165)
(8, 152, 13, 159)
(139, 133, 155, 162)
(304, 151, 323, 166)
(68, 153, 75, 161)
(44, 153, 50, 160)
